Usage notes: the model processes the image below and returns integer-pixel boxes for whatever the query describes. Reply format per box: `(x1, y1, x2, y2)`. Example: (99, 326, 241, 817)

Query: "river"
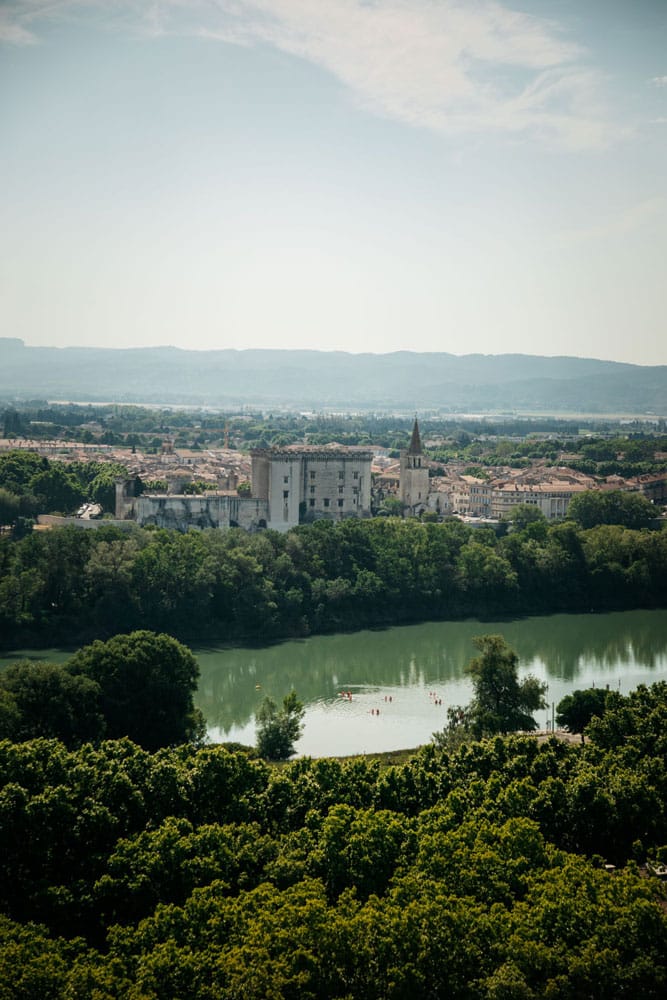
(197, 608, 667, 755)
(3, 609, 667, 757)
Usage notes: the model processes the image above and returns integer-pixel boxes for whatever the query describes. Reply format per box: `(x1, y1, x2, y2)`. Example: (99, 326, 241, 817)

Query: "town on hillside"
(2, 415, 665, 533)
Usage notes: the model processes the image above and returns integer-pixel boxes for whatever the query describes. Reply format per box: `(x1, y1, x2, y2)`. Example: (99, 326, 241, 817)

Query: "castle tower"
(400, 417, 429, 515)
(114, 478, 136, 519)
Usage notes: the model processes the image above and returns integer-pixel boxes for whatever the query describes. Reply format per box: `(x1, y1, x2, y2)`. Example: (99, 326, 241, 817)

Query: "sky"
(1, 1, 666, 365)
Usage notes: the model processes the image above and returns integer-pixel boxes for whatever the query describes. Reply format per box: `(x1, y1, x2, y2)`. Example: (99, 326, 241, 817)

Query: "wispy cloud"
(558, 196, 667, 244)
(651, 75, 667, 88)
(2, 0, 616, 149)
(0, 1, 90, 45)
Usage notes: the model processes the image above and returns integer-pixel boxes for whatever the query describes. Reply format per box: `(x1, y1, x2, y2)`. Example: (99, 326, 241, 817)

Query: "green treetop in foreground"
(465, 634, 547, 737)
(255, 690, 305, 760)
(68, 630, 205, 751)
(556, 686, 610, 743)
(1, 682, 667, 997)
(1, 631, 206, 751)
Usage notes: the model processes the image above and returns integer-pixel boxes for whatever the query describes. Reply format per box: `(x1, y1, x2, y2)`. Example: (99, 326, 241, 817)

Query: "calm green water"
(195, 609, 667, 755)
(4, 609, 667, 756)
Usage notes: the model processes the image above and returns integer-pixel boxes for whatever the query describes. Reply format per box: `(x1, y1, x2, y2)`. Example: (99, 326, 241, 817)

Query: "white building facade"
(251, 448, 373, 530)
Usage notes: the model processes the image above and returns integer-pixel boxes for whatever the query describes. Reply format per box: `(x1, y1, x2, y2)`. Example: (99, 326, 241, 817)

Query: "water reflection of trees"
(195, 610, 667, 732)
(502, 610, 667, 679)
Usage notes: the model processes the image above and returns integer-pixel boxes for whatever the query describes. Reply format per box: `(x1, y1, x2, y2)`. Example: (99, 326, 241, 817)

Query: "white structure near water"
(115, 447, 373, 532)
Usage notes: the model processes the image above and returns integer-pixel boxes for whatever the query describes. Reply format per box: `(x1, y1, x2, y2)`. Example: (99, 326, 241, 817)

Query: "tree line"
(0, 629, 304, 762)
(1, 512, 666, 648)
(0, 631, 204, 752)
(0, 681, 665, 997)
(0, 449, 126, 525)
(5, 404, 667, 469)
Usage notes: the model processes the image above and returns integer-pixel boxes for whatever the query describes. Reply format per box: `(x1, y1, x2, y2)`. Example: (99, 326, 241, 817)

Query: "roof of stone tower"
(407, 417, 423, 455)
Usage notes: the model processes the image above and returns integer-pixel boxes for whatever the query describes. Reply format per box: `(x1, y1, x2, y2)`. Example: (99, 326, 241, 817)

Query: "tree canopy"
(465, 634, 547, 736)
(0, 488, 19, 528)
(556, 687, 610, 742)
(67, 631, 204, 751)
(255, 690, 305, 760)
(505, 502, 547, 531)
(0, 660, 104, 745)
(0, 681, 666, 997)
(0, 515, 666, 649)
(568, 489, 656, 530)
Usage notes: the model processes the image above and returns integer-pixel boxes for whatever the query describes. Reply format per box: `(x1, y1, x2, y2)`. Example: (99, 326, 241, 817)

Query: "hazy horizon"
(2, 2, 666, 366)
(4, 336, 666, 369)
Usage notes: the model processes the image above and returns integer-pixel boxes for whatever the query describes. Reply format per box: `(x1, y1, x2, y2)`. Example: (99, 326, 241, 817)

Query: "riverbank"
(5, 608, 666, 758)
(310, 728, 582, 768)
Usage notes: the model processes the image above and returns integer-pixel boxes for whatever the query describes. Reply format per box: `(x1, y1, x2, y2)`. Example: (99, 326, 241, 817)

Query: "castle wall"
(251, 449, 373, 529)
(266, 454, 303, 530)
(115, 478, 136, 519)
(115, 448, 374, 534)
(301, 452, 372, 523)
(133, 493, 268, 532)
(251, 453, 270, 501)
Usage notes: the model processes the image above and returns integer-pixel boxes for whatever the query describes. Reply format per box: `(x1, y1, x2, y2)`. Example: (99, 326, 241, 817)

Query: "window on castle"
(310, 486, 315, 495)
(338, 471, 344, 479)
(309, 498, 315, 507)
(338, 486, 344, 494)
(337, 498, 344, 507)
(283, 476, 289, 484)
(323, 498, 330, 507)
(283, 490, 289, 499)
(310, 471, 316, 480)
(353, 471, 359, 480)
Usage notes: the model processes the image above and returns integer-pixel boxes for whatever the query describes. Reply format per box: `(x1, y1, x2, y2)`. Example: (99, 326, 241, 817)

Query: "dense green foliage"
(0, 489, 20, 527)
(255, 691, 306, 760)
(556, 688, 610, 741)
(0, 632, 203, 751)
(1, 516, 666, 648)
(68, 631, 204, 751)
(464, 635, 547, 736)
(0, 660, 104, 745)
(0, 682, 665, 997)
(568, 489, 657, 530)
(0, 450, 127, 522)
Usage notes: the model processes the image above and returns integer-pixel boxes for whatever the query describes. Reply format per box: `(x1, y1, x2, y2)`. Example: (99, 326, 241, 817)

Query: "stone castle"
(116, 446, 373, 532)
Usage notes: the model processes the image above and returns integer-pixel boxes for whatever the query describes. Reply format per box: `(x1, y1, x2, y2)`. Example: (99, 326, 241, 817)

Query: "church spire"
(407, 416, 422, 455)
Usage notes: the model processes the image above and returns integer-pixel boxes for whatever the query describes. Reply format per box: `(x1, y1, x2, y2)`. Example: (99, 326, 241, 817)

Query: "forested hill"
(1, 683, 667, 997)
(1, 338, 665, 412)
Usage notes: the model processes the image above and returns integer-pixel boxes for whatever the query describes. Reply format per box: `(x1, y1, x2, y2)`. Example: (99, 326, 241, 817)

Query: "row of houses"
(392, 420, 667, 520)
(8, 418, 664, 534)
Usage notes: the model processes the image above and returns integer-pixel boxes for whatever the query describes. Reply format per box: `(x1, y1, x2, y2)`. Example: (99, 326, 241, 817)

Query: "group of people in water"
(339, 690, 445, 716)
(339, 690, 394, 715)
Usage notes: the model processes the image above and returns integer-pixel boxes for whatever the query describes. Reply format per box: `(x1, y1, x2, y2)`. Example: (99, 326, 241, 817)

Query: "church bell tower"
(400, 417, 429, 515)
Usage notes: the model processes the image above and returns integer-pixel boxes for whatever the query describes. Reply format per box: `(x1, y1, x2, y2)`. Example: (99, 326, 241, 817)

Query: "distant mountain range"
(1, 338, 665, 414)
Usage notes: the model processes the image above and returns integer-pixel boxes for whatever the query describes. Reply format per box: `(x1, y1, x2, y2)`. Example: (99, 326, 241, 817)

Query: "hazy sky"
(1, 1, 666, 364)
